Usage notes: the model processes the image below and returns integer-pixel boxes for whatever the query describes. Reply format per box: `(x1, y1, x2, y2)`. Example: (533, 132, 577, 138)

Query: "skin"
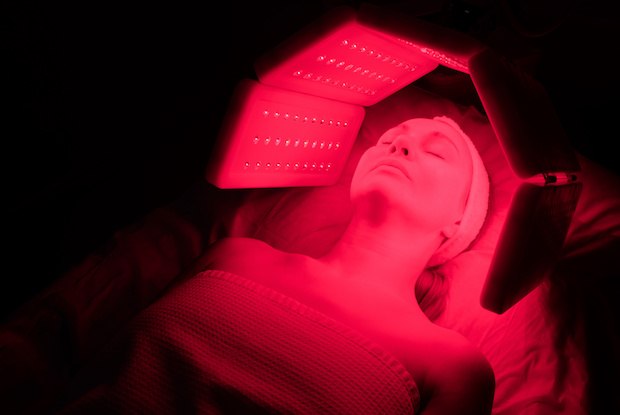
(194, 118, 495, 414)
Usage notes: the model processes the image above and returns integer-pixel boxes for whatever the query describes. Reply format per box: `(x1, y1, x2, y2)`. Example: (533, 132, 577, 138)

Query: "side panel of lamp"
(481, 182, 582, 313)
(469, 48, 580, 179)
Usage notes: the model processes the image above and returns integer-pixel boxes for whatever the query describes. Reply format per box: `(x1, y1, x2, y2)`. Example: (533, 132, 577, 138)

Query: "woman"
(56, 116, 494, 415)
(199, 116, 495, 414)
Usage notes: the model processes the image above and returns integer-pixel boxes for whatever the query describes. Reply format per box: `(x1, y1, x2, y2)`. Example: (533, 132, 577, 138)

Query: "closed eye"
(425, 133, 458, 159)
(425, 149, 446, 159)
(424, 141, 453, 159)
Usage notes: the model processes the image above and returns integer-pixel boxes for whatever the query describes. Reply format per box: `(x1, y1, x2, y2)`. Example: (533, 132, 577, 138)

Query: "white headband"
(427, 116, 490, 267)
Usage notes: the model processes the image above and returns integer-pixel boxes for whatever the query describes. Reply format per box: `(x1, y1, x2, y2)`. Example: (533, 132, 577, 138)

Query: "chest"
(235, 252, 426, 352)
(216, 247, 442, 383)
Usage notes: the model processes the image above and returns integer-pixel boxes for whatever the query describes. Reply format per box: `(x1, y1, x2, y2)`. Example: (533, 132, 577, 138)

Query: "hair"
(414, 267, 450, 322)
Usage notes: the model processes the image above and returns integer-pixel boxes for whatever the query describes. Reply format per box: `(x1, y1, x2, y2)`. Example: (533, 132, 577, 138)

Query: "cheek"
(449, 178, 470, 206)
(408, 157, 461, 192)
(422, 168, 470, 217)
(350, 150, 380, 191)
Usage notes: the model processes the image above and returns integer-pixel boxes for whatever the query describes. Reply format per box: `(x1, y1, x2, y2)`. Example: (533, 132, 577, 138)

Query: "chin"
(353, 184, 416, 217)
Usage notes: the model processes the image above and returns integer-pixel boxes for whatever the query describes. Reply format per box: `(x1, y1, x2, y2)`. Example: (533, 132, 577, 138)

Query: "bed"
(2, 3, 619, 415)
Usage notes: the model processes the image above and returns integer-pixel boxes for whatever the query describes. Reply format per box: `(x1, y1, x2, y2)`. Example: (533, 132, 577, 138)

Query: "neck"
(319, 205, 442, 304)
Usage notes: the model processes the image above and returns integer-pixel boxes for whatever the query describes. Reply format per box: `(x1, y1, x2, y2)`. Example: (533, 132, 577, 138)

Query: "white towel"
(427, 116, 490, 267)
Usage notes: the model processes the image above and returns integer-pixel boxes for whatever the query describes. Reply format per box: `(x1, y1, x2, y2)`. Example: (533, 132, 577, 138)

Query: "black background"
(3, 0, 618, 319)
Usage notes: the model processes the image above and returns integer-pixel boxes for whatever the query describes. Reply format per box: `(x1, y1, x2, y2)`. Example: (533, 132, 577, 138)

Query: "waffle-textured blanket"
(59, 270, 420, 414)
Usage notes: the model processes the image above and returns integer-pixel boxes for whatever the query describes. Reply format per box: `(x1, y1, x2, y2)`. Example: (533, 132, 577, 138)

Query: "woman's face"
(350, 118, 474, 231)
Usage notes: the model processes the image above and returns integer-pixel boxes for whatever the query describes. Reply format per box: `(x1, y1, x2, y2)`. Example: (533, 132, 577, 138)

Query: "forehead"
(387, 118, 463, 141)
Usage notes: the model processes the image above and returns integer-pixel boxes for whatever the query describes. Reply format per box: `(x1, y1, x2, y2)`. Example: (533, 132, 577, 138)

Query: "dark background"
(3, 0, 618, 319)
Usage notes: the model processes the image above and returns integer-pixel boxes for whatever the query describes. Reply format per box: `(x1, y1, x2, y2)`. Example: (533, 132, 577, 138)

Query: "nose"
(388, 135, 411, 157)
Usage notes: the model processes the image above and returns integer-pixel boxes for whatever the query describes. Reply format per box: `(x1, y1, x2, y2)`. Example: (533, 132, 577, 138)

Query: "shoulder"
(187, 237, 280, 276)
(192, 236, 312, 284)
(403, 326, 495, 415)
(209, 235, 284, 262)
(378, 317, 494, 410)
(207, 236, 274, 256)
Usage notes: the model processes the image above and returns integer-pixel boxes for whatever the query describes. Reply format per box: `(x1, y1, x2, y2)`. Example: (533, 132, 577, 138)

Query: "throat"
(314, 252, 421, 307)
(356, 190, 391, 226)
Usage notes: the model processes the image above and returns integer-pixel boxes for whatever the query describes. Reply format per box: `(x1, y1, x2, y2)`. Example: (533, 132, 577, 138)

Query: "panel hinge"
(526, 171, 580, 185)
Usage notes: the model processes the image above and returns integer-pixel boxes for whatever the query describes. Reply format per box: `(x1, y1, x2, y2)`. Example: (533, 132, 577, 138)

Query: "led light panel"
(206, 79, 365, 189)
(254, 7, 438, 106)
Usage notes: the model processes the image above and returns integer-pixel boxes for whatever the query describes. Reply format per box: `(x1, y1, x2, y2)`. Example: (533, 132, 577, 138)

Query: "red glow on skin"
(350, 118, 472, 234)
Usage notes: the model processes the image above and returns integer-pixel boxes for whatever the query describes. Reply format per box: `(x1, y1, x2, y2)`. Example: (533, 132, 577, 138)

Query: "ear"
(441, 222, 460, 239)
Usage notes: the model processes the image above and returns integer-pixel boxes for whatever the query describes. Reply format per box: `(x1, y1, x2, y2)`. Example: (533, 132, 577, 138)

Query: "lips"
(372, 159, 411, 180)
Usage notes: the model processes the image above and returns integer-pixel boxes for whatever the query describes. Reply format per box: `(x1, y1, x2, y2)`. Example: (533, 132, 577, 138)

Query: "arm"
(422, 343, 495, 415)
